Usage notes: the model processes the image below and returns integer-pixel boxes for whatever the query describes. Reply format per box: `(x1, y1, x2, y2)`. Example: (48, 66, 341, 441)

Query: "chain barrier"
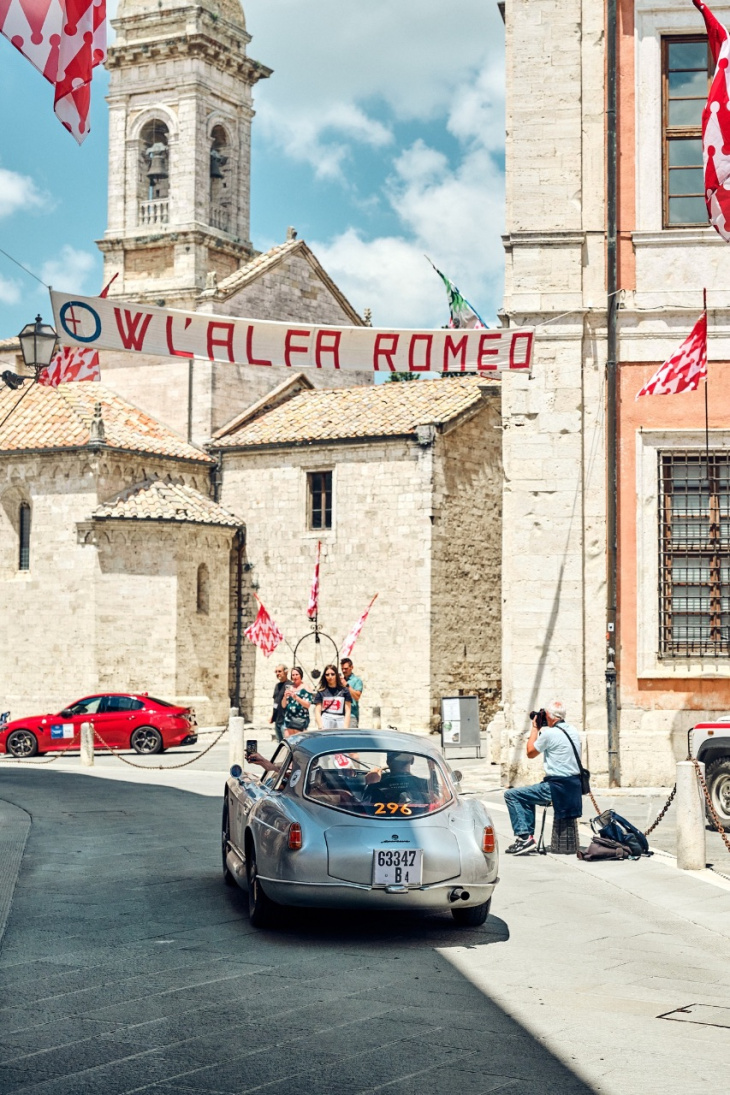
(0, 730, 81, 764)
(643, 783, 677, 837)
(690, 757, 730, 856)
(91, 724, 228, 770)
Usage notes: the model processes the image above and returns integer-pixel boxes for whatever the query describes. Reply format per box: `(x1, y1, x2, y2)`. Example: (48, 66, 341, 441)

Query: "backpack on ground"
(591, 809, 652, 857)
(578, 835, 634, 861)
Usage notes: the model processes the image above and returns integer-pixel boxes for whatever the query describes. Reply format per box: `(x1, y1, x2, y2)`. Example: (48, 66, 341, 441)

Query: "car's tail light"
(288, 823, 303, 851)
(482, 826, 495, 853)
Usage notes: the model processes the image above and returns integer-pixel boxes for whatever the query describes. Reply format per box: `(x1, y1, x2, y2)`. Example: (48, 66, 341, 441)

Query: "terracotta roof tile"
(0, 382, 211, 462)
(93, 477, 242, 527)
(213, 376, 496, 448)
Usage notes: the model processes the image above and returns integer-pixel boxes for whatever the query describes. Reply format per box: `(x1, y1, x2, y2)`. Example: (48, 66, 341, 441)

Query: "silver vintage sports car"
(221, 729, 499, 928)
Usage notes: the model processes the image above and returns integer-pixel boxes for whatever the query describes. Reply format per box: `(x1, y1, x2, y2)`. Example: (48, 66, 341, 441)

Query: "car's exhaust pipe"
(448, 887, 471, 903)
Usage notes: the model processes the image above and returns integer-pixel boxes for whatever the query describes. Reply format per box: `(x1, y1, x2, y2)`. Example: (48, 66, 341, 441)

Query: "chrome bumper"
(258, 875, 498, 910)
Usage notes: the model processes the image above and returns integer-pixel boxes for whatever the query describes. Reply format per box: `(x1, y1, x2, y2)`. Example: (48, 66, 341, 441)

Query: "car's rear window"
(147, 697, 174, 708)
(304, 749, 453, 818)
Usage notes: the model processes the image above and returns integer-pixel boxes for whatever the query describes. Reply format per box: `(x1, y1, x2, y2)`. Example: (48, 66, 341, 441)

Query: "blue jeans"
(504, 781, 552, 837)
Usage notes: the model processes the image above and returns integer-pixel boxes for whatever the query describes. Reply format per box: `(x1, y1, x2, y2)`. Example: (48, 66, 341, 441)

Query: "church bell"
(146, 142, 168, 182)
(210, 148, 227, 179)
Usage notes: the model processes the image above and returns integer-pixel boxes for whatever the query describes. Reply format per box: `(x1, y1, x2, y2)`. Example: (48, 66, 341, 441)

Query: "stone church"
(0, 0, 503, 733)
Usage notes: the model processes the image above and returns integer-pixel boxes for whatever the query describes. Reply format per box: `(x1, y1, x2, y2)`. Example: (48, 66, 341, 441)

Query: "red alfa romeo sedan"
(0, 693, 198, 758)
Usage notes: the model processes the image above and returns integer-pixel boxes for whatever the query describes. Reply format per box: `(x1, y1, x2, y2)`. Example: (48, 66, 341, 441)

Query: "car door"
(97, 696, 145, 747)
(50, 696, 105, 750)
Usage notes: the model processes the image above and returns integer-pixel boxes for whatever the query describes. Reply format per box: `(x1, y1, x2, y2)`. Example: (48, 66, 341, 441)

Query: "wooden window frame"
(662, 34, 711, 229)
(307, 470, 333, 531)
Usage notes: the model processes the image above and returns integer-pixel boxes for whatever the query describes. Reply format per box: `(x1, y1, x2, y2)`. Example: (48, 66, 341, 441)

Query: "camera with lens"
(529, 709, 549, 729)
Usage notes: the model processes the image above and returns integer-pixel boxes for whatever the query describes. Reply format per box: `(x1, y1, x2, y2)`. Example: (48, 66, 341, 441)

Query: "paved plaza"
(1, 739, 730, 1093)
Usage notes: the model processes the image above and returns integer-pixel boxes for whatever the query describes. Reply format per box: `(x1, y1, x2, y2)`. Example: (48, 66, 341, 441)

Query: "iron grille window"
(308, 471, 332, 530)
(18, 503, 30, 571)
(659, 453, 730, 656)
(662, 36, 711, 227)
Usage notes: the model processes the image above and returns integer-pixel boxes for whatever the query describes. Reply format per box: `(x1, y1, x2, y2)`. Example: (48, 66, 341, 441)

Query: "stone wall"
(500, 0, 608, 785)
(0, 450, 234, 725)
(219, 440, 436, 733)
(430, 391, 503, 729)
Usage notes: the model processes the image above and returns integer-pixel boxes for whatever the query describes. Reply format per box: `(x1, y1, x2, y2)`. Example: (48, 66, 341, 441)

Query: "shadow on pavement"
(0, 770, 597, 1095)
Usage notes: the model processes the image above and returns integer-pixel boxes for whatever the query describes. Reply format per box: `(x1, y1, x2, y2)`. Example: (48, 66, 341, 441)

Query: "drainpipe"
(606, 0, 620, 785)
(233, 526, 245, 711)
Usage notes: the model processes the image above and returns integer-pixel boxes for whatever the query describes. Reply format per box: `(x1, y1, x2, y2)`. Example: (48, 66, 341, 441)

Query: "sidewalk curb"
(0, 797, 31, 947)
(484, 796, 730, 897)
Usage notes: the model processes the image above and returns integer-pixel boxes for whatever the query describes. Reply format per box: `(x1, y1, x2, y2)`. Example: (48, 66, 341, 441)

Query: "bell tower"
(98, 0, 271, 309)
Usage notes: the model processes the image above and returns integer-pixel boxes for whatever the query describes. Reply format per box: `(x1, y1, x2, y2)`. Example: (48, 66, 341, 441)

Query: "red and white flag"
(307, 540, 321, 620)
(0, 0, 106, 143)
(38, 345, 100, 387)
(244, 596, 284, 658)
(636, 313, 707, 398)
(693, 0, 730, 239)
(340, 594, 378, 659)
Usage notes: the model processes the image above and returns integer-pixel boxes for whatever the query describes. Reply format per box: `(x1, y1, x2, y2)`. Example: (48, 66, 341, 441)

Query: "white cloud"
(0, 167, 48, 219)
(246, 0, 506, 326)
(0, 274, 22, 305)
(246, 0, 504, 177)
(39, 245, 96, 293)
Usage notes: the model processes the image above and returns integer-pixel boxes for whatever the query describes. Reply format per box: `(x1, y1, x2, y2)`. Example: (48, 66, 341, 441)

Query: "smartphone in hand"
(245, 739, 258, 759)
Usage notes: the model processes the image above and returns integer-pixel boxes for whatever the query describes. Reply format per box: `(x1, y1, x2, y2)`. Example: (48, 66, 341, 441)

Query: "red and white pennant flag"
(38, 345, 100, 387)
(307, 540, 321, 620)
(636, 312, 707, 398)
(0, 0, 106, 143)
(244, 596, 284, 658)
(693, 0, 730, 239)
(340, 594, 378, 659)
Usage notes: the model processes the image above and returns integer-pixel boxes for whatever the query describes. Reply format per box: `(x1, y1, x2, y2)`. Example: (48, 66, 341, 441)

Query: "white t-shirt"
(535, 721, 581, 777)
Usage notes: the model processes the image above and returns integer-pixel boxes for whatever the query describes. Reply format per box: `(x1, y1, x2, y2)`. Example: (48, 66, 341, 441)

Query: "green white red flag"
(428, 259, 486, 329)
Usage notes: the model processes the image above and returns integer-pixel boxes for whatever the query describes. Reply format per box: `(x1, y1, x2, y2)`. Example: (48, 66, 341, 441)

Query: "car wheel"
(705, 758, 730, 831)
(246, 842, 275, 928)
(451, 898, 491, 927)
(6, 729, 38, 759)
(130, 726, 163, 755)
(221, 798, 235, 887)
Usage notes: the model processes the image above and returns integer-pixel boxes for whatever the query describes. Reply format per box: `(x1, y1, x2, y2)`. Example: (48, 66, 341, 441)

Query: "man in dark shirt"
(363, 752, 429, 803)
(270, 664, 291, 743)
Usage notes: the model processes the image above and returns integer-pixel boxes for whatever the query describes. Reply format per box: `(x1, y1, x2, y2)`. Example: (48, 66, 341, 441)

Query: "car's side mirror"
(230, 764, 242, 779)
(451, 770, 463, 785)
(59, 709, 72, 718)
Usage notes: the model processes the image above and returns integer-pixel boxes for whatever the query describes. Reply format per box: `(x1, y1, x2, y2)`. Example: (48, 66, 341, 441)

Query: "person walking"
(313, 665, 351, 730)
(270, 664, 291, 743)
(281, 667, 313, 737)
(340, 658, 363, 728)
(503, 700, 583, 855)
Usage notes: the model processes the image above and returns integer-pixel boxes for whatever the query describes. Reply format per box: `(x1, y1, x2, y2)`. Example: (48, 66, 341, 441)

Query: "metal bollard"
(228, 715, 245, 770)
(676, 760, 706, 870)
(80, 721, 95, 767)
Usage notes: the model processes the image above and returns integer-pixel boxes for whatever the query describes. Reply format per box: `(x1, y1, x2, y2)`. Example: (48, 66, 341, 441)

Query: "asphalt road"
(4, 768, 730, 1094)
(0, 770, 591, 1095)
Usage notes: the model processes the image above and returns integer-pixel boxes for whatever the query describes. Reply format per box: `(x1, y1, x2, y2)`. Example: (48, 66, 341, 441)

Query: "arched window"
(197, 563, 210, 614)
(18, 503, 30, 571)
(209, 125, 230, 232)
(138, 119, 170, 226)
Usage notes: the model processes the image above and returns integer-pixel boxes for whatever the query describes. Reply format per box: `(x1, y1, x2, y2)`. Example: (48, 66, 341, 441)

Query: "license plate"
(372, 848, 423, 887)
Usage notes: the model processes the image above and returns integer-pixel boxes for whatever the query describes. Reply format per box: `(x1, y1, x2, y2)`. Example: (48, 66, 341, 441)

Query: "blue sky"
(0, 0, 505, 340)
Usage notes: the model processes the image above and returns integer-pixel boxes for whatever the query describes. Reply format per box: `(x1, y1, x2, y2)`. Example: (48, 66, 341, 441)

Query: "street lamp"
(18, 314, 58, 375)
(0, 315, 59, 395)
(1, 315, 59, 392)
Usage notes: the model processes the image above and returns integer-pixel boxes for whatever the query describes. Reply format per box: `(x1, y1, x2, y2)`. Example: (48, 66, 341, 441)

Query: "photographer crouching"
(503, 700, 583, 855)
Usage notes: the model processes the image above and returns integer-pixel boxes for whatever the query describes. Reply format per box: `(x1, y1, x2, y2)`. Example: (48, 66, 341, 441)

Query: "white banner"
(50, 291, 534, 375)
